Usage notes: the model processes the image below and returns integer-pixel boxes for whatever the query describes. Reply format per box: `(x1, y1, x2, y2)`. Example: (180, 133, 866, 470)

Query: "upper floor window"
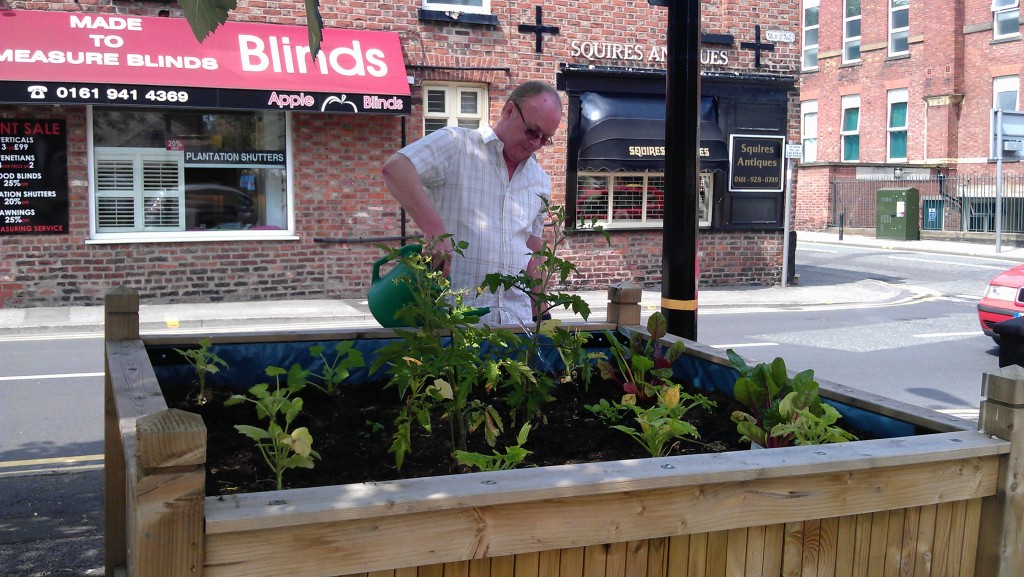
(422, 83, 486, 136)
(801, 100, 818, 162)
(841, 95, 861, 162)
(843, 0, 862, 63)
(91, 108, 291, 240)
(803, 0, 820, 69)
(423, 0, 490, 15)
(994, 75, 1020, 112)
(889, 0, 910, 55)
(993, 0, 1020, 39)
(887, 89, 909, 161)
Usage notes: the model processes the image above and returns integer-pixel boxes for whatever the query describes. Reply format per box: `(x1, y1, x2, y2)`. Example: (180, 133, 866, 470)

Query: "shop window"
(993, 0, 1020, 39)
(887, 89, 908, 162)
(841, 95, 861, 162)
(422, 0, 490, 16)
(91, 108, 289, 239)
(422, 84, 486, 136)
(802, 0, 819, 70)
(843, 0, 862, 63)
(889, 0, 909, 55)
(576, 172, 664, 228)
(992, 76, 1021, 159)
(801, 100, 818, 162)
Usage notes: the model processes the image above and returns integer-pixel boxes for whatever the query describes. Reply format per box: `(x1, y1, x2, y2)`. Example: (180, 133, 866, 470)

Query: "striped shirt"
(399, 125, 550, 325)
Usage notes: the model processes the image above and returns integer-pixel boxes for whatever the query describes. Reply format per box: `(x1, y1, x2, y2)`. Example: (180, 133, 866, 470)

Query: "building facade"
(0, 0, 802, 308)
(796, 0, 1024, 233)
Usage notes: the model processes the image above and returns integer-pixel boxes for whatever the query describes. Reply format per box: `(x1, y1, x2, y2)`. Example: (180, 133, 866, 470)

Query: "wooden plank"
(782, 522, 803, 577)
(664, 535, 689, 577)
(582, 545, 606, 577)
(943, 500, 967, 577)
(849, 514, 872, 577)
(489, 556, 514, 577)
(623, 540, 648, 577)
(705, 530, 728, 577)
(130, 408, 206, 577)
(558, 547, 584, 577)
(912, 505, 936, 577)
(514, 551, 540, 577)
(801, 519, 820, 577)
(882, 509, 904, 577)
(104, 357, 128, 576)
(762, 524, 785, 577)
(865, 512, 889, 577)
(646, 539, 667, 577)
(975, 373, 1024, 577)
(603, 542, 625, 577)
(958, 498, 982, 577)
(815, 517, 838, 577)
(417, 563, 443, 577)
(107, 339, 169, 422)
(898, 506, 920, 577)
(686, 532, 707, 577)
(444, 560, 469, 577)
(833, 515, 856, 577)
(744, 525, 766, 577)
(368, 571, 395, 577)
(467, 558, 490, 577)
(724, 527, 747, 577)
(929, 503, 953, 576)
(205, 433, 1007, 534)
(538, 550, 560, 577)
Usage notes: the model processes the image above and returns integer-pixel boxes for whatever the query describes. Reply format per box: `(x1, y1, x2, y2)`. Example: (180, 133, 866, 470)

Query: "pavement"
(2, 230, 1023, 337)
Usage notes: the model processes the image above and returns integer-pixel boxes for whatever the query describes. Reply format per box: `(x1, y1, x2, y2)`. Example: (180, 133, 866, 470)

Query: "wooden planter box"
(103, 287, 1023, 577)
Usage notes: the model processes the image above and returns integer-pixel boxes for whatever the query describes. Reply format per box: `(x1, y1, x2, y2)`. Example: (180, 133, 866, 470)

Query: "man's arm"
(382, 152, 451, 272)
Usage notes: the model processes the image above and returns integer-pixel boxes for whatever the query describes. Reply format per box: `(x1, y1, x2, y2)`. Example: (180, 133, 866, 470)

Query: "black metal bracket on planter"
(993, 316, 1024, 368)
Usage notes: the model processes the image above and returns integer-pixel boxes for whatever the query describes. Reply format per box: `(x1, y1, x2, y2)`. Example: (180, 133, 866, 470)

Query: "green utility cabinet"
(876, 187, 920, 240)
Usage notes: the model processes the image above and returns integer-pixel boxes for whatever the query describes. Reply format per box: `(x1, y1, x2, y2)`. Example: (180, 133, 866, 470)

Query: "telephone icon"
(27, 85, 48, 99)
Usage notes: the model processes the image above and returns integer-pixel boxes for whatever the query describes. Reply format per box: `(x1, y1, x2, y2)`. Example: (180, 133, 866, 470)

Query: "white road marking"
(0, 372, 104, 381)
(889, 256, 1008, 270)
(911, 331, 979, 338)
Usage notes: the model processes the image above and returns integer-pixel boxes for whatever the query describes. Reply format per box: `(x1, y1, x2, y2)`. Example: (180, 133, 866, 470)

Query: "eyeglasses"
(512, 100, 554, 147)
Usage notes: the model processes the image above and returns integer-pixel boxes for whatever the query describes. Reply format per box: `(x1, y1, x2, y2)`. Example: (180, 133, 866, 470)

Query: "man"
(382, 80, 562, 324)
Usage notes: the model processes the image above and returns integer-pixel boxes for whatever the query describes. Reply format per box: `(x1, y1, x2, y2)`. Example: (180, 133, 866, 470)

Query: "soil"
(166, 378, 754, 496)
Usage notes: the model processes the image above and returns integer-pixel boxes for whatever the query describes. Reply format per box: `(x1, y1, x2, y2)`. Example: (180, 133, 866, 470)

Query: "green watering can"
(367, 244, 489, 327)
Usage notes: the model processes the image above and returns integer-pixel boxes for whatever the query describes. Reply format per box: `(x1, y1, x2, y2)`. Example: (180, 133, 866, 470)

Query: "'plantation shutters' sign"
(0, 118, 69, 235)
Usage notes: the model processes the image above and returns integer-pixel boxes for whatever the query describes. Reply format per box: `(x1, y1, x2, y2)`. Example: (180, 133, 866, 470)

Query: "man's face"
(499, 93, 562, 165)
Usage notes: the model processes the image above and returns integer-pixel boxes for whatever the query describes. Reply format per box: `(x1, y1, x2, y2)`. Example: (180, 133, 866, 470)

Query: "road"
(0, 241, 1010, 575)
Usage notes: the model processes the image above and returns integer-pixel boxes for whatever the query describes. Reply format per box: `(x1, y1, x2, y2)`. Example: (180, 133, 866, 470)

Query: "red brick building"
(796, 0, 1024, 232)
(0, 1, 802, 308)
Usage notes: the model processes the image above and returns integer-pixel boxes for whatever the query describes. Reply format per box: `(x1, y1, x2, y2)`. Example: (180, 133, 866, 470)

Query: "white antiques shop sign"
(570, 40, 730, 65)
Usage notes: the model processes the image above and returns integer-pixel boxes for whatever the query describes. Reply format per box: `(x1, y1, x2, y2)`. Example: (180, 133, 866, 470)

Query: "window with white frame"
(993, 0, 1020, 39)
(802, 0, 819, 70)
(422, 0, 490, 16)
(841, 95, 861, 162)
(889, 0, 909, 55)
(422, 83, 487, 136)
(801, 100, 818, 162)
(576, 172, 665, 227)
(887, 89, 909, 162)
(843, 0, 862, 63)
(91, 108, 290, 238)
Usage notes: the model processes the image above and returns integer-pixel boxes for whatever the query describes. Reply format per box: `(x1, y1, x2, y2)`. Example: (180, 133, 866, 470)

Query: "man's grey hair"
(509, 80, 562, 108)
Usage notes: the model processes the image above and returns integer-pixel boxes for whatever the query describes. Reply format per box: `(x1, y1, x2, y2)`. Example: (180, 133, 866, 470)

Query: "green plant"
(584, 398, 629, 422)
(225, 364, 319, 490)
(726, 350, 856, 448)
(609, 385, 714, 457)
(370, 241, 528, 469)
(454, 423, 533, 472)
(306, 341, 365, 396)
(598, 312, 687, 402)
(173, 337, 228, 404)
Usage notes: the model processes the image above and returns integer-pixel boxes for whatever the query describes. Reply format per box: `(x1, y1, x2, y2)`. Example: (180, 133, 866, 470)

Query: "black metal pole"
(661, 0, 700, 339)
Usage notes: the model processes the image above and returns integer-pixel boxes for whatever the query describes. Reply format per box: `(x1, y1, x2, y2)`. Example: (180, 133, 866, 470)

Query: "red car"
(978, 263, 1024, 342)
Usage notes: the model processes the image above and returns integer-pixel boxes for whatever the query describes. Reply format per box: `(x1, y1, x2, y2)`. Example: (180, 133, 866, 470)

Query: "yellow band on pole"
(661, 297, 698, 311)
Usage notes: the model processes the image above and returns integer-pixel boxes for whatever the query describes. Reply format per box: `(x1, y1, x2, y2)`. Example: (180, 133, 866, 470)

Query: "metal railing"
(829, 174, 1024, 233)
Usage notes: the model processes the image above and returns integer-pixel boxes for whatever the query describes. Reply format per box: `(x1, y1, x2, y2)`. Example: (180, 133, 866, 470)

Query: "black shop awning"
(578, 92, 727, 171)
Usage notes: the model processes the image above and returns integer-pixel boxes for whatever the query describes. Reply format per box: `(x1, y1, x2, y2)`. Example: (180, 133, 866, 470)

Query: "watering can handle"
(371, 244, 422, 283)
